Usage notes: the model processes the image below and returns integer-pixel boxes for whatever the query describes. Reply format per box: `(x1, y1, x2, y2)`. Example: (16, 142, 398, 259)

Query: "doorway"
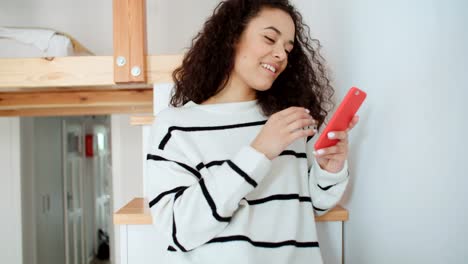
(20, 116, 112, 264)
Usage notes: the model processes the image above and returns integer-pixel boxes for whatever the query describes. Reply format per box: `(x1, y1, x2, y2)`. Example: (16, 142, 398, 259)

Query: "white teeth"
(261, 63, 277, 73)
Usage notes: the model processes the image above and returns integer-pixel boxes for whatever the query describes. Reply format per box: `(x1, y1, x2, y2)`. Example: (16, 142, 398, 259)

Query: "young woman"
(146, 0, 359, 263)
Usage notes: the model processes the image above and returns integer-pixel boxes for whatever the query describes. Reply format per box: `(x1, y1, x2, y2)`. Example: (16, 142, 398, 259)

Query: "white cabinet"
(34, 118, 66, 264)
(114, 198, 346, 264)
(117, 221, 343, 264)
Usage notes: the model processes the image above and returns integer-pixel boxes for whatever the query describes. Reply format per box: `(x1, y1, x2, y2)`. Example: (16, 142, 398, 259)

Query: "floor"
(90, 257, 110, 264)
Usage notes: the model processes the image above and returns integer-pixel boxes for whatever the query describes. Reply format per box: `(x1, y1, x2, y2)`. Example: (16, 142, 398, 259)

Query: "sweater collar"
(185, 100, 258, 113)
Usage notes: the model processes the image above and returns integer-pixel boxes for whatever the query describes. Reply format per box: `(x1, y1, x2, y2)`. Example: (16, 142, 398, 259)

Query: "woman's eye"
(264, 36, 275, 43)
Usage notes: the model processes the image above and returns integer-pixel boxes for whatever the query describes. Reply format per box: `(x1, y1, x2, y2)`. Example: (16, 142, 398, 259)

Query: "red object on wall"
(85, 134, 94, 157)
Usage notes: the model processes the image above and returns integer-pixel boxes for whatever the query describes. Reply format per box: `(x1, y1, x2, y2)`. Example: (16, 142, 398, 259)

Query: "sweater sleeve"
(305, 137, 350, 216)
(145, 116, 272, 251)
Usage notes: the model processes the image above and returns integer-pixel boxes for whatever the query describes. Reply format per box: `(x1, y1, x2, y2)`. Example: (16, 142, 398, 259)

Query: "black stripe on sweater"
(147, 154, 201, 179)
(149, 186, 188, 208)
(226, 161, 257, 188)
(159, 120, 267, 150)
(149, 181, 230, 226)
(199, 178, 232, 222)
(148, 155, 251, 222)
(167, 246, 177, 251)
(207, 235, 319, 248)
(245, 194, 311, 205)
(317, 170, 350, 191)
(318, 184, 334, 191)
(279, 150, 307, 158)
(196, 160, 226, 170)
(172, 212, 187, 252)
(199, 152, 306, 171)
(174, 188, 187, 201)
(313, 206, 327, 212)
(197, 160, 257, 188)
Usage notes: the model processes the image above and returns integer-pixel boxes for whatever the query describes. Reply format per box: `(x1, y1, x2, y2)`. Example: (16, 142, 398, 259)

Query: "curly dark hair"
(171, 0, 334, 128)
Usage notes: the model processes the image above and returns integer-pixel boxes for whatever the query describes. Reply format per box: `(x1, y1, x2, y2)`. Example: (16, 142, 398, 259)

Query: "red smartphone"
(314, 87, 367, 150)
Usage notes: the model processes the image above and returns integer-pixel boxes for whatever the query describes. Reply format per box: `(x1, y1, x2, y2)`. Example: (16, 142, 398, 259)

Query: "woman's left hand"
(313, 115, 359, 173)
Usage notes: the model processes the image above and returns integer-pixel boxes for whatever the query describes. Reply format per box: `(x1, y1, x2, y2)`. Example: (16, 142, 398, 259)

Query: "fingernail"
(313, 151, 317, 155)
(317, 149, 325, 155)
(305, 108, 310, 113)
(328, 132, 335, 139)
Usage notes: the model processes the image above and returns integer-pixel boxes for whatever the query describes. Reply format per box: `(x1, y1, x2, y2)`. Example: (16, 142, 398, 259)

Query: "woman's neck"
(202, 76, 256, 105)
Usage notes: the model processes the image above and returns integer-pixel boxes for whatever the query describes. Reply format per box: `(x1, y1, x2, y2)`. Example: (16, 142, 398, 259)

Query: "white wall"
(110, 115, 144, 214)
(295, 0, 468, 263)
(110, 114, 144, 264)
(0, 0, 220, 55)
(0, 118, 22, 264)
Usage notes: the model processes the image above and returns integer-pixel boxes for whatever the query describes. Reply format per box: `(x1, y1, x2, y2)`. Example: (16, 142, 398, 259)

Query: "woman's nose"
(273, 46, 287, 61)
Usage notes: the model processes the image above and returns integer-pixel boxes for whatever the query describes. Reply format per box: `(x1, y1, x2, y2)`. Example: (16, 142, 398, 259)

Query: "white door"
(35, 117, 65, 264)
(63, 118, 86, 264)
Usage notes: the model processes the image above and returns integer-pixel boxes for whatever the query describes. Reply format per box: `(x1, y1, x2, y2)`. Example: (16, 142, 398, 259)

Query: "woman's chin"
(251, 82, 273, 92)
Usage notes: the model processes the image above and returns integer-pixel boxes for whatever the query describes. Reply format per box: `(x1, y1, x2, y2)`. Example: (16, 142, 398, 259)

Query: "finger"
(290, 127, 316, 141)
(346, 115, 360, 132)
(285, 118, 316, 134)
(316, 153, 347, 161)
(313, 145, 346, 156)
(278, 106, 310, 118)
(283, 111, 316, 126)
(327, 131, 348, 143)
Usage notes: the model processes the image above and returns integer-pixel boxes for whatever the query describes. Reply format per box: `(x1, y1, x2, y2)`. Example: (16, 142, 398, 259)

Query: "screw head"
(131, 66, 141, 77)
(116, 56, 126, 67)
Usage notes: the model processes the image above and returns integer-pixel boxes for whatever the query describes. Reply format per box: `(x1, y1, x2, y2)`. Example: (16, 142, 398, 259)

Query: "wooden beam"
(0, 56, 111, 88)
(1, 84, 152, 93)
(113, 0, 147, 83)
(0, 88, 152, 109)
(130, 115, 154, 125)
(0, 55, 182, 90)
(0, 88, 153, 116)
(0, 105, 152, 117)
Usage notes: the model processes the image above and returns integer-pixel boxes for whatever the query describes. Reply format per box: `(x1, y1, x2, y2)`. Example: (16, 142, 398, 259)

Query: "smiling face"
(229, 7, 295, 93)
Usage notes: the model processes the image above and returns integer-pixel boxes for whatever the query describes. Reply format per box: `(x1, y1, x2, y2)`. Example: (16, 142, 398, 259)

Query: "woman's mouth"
(261, 63, 277, 74)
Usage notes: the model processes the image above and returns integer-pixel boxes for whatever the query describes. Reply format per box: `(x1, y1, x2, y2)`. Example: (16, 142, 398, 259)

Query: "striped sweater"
(146, 99, 349, 264)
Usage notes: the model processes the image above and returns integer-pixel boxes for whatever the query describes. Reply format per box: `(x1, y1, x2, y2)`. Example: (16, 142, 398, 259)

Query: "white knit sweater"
(146, 99, 349, 264)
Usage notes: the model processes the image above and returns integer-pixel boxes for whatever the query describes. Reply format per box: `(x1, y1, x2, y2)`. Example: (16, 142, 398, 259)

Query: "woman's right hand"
(251, 107, 317, 160)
